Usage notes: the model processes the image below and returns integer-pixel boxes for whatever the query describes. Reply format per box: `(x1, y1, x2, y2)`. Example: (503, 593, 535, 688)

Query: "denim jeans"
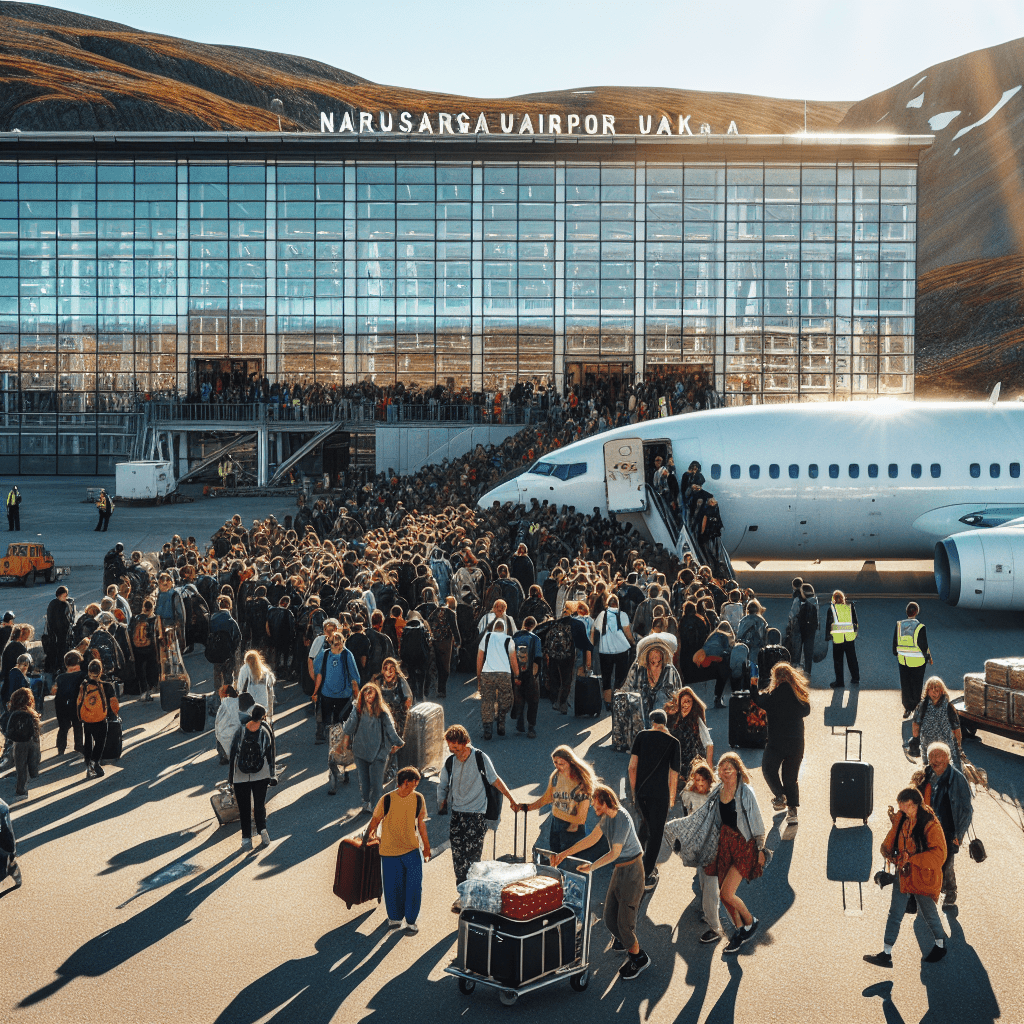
(355, 755, 387, 808)
(883, 884, 946, 947)
(382, 849, 423, 923)
(13, 738, 40, 794)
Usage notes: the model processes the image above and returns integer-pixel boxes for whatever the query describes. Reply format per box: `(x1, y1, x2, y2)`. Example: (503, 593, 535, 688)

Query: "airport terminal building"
(0, 130, 928, 473)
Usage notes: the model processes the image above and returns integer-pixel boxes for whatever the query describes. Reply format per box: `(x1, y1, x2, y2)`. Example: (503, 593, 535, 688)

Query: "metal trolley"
(445, 850, 594, 1007)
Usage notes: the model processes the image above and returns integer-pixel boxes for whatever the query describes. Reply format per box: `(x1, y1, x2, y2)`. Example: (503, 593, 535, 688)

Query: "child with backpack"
(76, 660, 118, 779)
(128, 599, 160, 702)
(228, 702, 277, 852)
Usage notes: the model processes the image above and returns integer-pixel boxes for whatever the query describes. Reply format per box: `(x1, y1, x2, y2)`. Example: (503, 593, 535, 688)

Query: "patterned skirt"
(705, 824, 763, 885)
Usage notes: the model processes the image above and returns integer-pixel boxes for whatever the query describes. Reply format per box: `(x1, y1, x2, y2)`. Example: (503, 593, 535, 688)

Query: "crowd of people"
(0, 492, 979, 982)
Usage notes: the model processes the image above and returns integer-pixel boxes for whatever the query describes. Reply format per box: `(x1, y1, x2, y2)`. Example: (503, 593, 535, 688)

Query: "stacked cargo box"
(965, 658, 1024, 726)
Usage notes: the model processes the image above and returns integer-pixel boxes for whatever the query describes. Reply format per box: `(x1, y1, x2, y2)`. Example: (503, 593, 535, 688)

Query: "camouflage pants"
(478, 671, 513, 724)
(451, 811, 488, 885)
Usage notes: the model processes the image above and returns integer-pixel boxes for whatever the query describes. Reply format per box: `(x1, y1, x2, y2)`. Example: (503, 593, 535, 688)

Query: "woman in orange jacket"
(864, 786, 948, 969)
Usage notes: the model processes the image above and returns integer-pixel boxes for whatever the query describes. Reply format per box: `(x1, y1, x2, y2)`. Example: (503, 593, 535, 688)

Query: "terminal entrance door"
(565, 362, 632, 405)
(192, 359, 263, 398)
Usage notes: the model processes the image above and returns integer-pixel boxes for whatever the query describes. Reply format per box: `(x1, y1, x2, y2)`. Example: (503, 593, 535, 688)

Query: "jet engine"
(934, 525, 1024, 609)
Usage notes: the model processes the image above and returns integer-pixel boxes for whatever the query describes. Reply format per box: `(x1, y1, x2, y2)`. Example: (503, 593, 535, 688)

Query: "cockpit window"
(529, 461, 587, 480)
(527, 462, 554, 476)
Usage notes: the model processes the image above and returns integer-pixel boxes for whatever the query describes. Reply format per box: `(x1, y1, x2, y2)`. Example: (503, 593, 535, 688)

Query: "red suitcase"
(333, 834, 383, 909)
(501, 875, 564, 920)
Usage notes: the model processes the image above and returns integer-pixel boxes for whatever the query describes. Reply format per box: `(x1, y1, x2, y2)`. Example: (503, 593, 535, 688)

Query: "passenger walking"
(736, 600, 768, 686)
(372, 657, 413, 740)
(754, 663, 811, 829)
(826, 590, 860, 688)
(664, 687, 713, 777)
(0, 796, 21, 890)
(215, 684, 241, 765)
(515, 744, 595, 853)
(911, 676, 962, 771)
(591, 595, 635, 711)
(76, 660, 118, 779)
(551, 784, 652, 980)
(437, 724, 516, 911)
(238, 649, 278, 723)
(228, 701, 278, 851)
(341, 683, 403, 814)
(511, 616, 542, 737)
(622, 637, 682, 722)
(366, 766, 431, 934)
(128, 598, 160, 702)
(629, 709, 681, 889)
(207, 595, 242, 692)
(916, 741, 972, 907)
(706, 752, 767, 954)
(4, 687, 41, 801)
(475, 617, 518, 739)
(791, 583, 818, 678)
(678, 761, 725, 944)
(894, 602, 933, 719)
(864, 786, 948, 967)
(52, 650, 84, 756)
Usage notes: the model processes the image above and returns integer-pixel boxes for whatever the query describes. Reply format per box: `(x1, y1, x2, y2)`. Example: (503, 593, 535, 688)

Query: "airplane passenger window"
(868, 464, 878, 478)
(1011, 463, 1020, 478)
(730, 465, 740, 479)
(808, 464, 818, 479)
(849, 464, 859, 478)
(970, 463, 980, 478)
(931, 464, 941, 478)
(711, 464, 721, 480)
(749, 465, 760, 479)
(769, 464, 780, 479)
(789, 464, 799, 479)
(911, 464, 922, 478)
(888, 464, 898, 479)
(828, 464, 839, 479)
(990, 464, 1000, 478)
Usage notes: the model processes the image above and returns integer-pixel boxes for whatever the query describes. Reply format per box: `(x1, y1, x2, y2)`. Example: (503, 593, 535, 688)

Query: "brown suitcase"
(500, 874, 564, 921)
(333, 833, 383, 909)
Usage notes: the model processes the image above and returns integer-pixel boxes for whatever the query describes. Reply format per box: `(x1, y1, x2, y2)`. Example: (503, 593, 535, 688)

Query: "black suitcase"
(457, 904, 576, 987)
(180, 693, 207, 733)
(728, 690, 767, 748)
(102, 715, 123, 760)
(830, 728, 874, 824)
(574, 672, 602, 717)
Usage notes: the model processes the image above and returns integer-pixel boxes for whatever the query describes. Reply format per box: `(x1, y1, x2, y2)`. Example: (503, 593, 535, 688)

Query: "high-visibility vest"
(896, 619, 925, 666)
(6, 490, 15, 507)
(830, 602, 857, 642)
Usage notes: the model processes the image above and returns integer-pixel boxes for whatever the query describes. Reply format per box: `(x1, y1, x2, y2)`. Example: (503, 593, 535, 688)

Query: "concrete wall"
(374, 424, 524, 476)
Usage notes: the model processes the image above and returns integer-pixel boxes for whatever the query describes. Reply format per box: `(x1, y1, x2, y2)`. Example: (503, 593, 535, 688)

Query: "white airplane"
(480, 397, 1024, 610)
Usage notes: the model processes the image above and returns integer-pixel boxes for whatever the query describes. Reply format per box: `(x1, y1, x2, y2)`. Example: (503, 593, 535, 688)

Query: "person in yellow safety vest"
(825, 590, 860, 689)
(892, 601, 933, 719)
(6, 485, 20, 532)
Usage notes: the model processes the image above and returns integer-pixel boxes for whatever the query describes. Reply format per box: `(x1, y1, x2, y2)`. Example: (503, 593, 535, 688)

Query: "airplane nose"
(479, 479, 521, 508)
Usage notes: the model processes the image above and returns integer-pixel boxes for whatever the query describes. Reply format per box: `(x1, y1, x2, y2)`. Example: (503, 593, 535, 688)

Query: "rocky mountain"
(0, 3, 1022, 397)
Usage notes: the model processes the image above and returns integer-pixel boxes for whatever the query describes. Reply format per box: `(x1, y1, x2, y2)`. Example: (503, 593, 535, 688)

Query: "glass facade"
(0, 135, 923, 472)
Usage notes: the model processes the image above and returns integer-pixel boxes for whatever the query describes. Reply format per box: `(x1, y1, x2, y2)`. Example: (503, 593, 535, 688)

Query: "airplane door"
(981, 533, 1014, 608)
(604, 438, 646, 513)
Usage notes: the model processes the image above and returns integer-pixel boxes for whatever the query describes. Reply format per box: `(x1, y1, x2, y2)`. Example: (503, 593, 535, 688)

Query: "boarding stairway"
(642, 484, 735, 579)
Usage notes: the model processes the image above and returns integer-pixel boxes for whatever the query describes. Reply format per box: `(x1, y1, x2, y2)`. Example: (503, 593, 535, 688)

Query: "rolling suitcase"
(830, 728, 874, 825)
(728, 690, 767, 748)
(611, 690, 644, 752)
(179, 693, 206, 733)
(397, 701, 445, 776)
(159, 635, 190, 712)
(574, 672, 602, 717)
(102, 715, 123, 760)
(457, 904, 576, 987)
(211, 782, 240, 825)
(333, 833, 383, 909)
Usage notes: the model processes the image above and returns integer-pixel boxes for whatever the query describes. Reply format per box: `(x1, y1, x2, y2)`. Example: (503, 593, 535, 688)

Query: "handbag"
(664, 787, 721, 868)
(967, 823, 987, 863)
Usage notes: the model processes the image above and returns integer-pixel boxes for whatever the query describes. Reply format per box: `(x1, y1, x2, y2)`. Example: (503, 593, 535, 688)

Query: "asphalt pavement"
(0, 480, 1021, 1024)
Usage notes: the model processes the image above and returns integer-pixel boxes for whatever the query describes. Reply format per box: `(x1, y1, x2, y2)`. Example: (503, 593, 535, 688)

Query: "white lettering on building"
(438, 112, 454, 134)
(359, 111, 374, 133)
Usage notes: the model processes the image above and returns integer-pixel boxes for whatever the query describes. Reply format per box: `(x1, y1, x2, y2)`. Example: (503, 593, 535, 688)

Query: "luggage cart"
(445, 850, 594, 1006)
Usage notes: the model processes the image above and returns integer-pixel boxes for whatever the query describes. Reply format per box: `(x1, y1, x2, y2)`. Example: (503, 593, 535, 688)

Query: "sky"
(19, 0, 1024, 101)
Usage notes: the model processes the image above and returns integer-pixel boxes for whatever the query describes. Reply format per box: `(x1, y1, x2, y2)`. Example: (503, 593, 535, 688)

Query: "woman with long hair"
(371, 657, 413, 739)
(911, 676, 963, 772)
(622, 638, 683, 723)
(342, 682, 404, 814)
(664, 687, 713, 778)
(704, 752, 767, 952)
(515, 744, 597, 853)
(237, 648, 276, 721)
(4, 687, 41, 801)
(754, 662, 811, 828)
(864, 786, 948, 967)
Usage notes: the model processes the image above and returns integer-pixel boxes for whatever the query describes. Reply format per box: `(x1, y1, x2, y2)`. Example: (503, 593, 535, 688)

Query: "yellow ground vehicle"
(0, 543, 68, 587)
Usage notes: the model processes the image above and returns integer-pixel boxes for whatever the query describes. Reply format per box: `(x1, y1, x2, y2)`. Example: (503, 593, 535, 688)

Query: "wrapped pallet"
(963, 672, 986, 716)
(964, 672, 1010, 723)
(985, 658, 1012, 686)
(1011, 691, 1024, 729)
(1009, 660, 1024, 692)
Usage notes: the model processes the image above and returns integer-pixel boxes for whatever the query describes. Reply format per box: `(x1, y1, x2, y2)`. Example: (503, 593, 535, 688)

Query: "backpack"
(428, 606, 452, 642)
(366, 629, 389, 675)
(515, 639, 531, 673)
(401, 625, 430, 663)
(497, 577, 520, 609)
(677, 615, 705, 652)
(131, 615, 153, 649)
(444, 748, 502, 823)
(236, 725, 267, 775)
(89, 632, 120, 675)
(6, 709, 34, 743)
(545, 619, 574, 661)
(382, 790, 425, 819)
(798, 599, 817, 632)
(204, 629, 235, 664)
(729, 641, 750, 679)
(77, 680, 109, 724)
(304, 608, 327, 645)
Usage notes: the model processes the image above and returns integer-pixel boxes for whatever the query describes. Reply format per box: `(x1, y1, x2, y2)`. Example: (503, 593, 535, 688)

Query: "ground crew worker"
(826, 590, 860, 688)
(95, 489, 113, 532)
(893, 601, 932, 719)
(6, 485, 20, 531)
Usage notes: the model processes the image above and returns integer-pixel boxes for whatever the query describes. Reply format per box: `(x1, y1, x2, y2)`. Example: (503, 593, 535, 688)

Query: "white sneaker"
(240, 837, 253, 851)
(405, 922, 419, 934)
(387, 918, 403, 929)
(771, 796, 787, 812)
(786, 810, 798, 824)
(258, 829, 271, 849)
(362, 801, 373, 814)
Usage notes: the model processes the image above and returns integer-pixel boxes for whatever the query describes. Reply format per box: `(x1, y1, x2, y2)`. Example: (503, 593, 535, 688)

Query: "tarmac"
(0, 478, 1021, 1024)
